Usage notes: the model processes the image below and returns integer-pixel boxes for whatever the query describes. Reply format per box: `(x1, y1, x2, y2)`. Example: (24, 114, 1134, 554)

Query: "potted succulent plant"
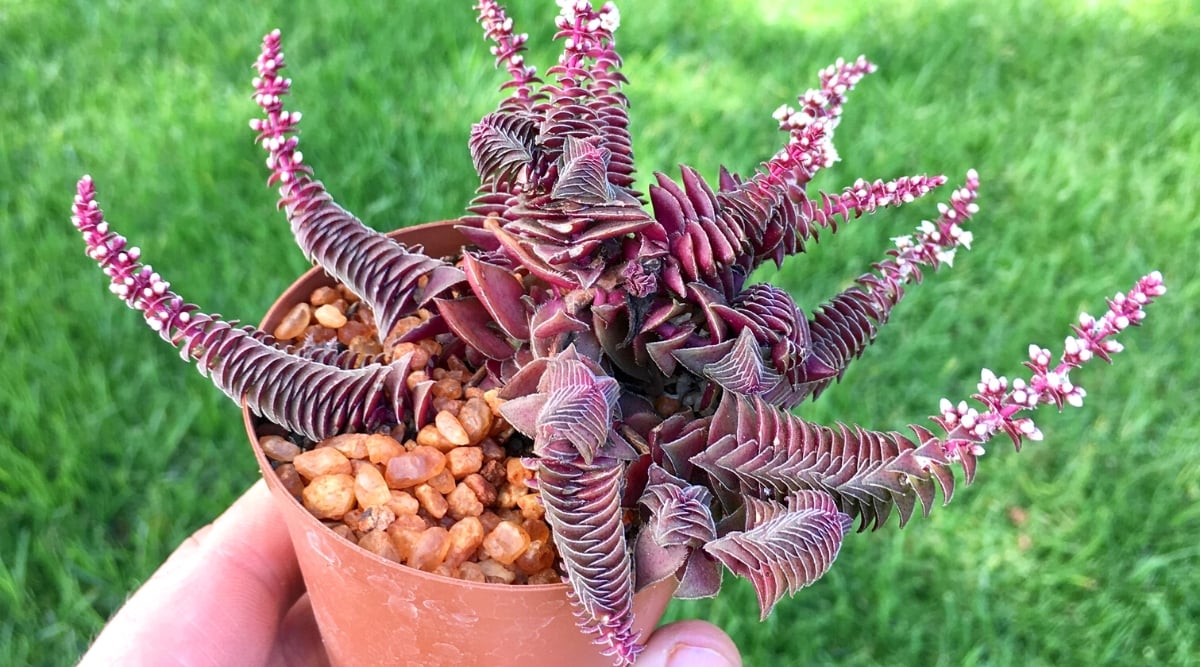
(70, 1, 1164, 665)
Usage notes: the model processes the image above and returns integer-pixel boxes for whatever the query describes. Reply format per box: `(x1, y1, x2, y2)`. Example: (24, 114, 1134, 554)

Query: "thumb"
(635, 619, 742, 667)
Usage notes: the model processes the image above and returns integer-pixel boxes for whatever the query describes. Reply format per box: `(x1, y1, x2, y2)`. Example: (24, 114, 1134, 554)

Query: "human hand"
(78, 480, 740, 667)
(78, 479, 326, 667)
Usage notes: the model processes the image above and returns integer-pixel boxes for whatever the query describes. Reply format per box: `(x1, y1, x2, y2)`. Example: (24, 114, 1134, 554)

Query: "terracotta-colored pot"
(244, 221, 676, 666)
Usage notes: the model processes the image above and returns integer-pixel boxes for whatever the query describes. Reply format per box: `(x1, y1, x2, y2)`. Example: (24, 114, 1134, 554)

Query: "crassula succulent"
(71, 1, 1164, 664)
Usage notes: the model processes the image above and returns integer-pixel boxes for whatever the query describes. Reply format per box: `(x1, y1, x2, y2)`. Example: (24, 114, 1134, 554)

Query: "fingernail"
(667, 644, 735, 667)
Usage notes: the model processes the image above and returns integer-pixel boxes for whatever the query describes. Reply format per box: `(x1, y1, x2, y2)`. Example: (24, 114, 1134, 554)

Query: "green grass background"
(3, 0, 1198, 664)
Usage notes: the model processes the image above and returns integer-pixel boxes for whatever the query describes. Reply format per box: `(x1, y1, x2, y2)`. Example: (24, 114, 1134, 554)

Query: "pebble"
(273, 302, 311, 340)
(357, 529, 401, 563)
(456, 561, 487, 583)
(444, 516, 485, 568)
(413, 483, 449, 519)
(391, 342, 430, 368)
(303, 473, 356, 520)
(446, 447, 483, 479)
(314, 303, 348, 329)
(275, 463, 305, 498)
(335, 320, 370, 346)
(479, 458, 507, 487)
(354, 464, 392, 507)
(293, 447, 353, 479)
(456, 398, 493, 444)
(446, 482, 485, 520)
(526, 568, 561, 585)
(431, 378, 463, 400)
(435, 411, 471, 446)
(353, 505, 396, 533)
(348, 334, 384, 357)
(309, 286, 340, 306)
(497, 483, 527, 510)
(482, 521, 531, 565)
(416, 424, 454, 452)
(365, 433, 405, 465)
(479, 510, 503, 535)
(506, 458, 532, 489)
(427, 469, 456, 495)
(260, 435, 301, 462)
(517, 492, 545, 521)
(522, 518, 550, 545)
(304, 324, 337, 346)
(515, 539, 556, 575)
(407, 527, 451, 571)
(386, 515, 427, 561)
(463, 473, 498, 506)
(384, 446, 446, 488)
(324, 433, 369, 460)
(386, 490, 420, 516)
(478, 558, 517, 585)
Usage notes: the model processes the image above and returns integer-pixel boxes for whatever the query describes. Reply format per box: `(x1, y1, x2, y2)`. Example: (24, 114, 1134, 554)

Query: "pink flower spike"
(924, 271, 1163, 469)
(475, 0, 540, 102)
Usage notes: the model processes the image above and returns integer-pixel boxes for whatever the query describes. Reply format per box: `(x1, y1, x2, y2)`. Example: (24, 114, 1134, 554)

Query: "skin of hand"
(78, 480, 741, 667)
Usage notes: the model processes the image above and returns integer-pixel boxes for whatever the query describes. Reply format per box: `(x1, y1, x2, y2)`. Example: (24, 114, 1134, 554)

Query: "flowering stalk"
(804, 170, 981, 399)
(932, 271, 1166, 481)
(249, 31, 464, 342)
(71, 177, 402, 442)
(476, 0, 540, 107)
(762, 55, 877, 188)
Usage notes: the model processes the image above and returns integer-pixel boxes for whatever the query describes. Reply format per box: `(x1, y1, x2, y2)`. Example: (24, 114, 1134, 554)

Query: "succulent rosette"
(72, 1, 1163, 664)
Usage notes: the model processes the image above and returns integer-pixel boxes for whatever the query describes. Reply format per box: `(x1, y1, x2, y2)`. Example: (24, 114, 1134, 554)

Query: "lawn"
(2, 0, 1198, 665)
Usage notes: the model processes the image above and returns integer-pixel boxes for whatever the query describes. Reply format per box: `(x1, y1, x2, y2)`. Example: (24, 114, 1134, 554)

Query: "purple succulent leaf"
(592, 307, 647, 381)
(633, 530, 688, 590)
(639, 464, 717, 548)
(711, 336, 781, 397)
(653, 172, 697, 227)
(640, 299, 689, 332)
(530, 297, 590, 340)
(648, 414, 703, 472)
(498, 347, 626, 464)
(495, 391, 541, 438)
(643, 328, 693, 377)
(684, 282, 731, 344)
(705, 490, 852, 620)
(482, 216, 577, 288)
(717, 165, 741, 192)
(674, 550, 723, 600)
(462, 252, 530, 340)
(670, 338, 733, 377)
(540, 457, 640, 664)
(678, 165, 718, 220)
(679, 329, 781, 398)
(692, 392, 960, 529)
(434, 296, 515, 361)
(455, 212, 507, 247)
(538, 384, 615, 464)
(469, 110, 538, 189)
(696, 215, 738, 267)
(573, 215, 655, 244)
(552, 136, 615, 205)
(648, 180, 686, 237)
